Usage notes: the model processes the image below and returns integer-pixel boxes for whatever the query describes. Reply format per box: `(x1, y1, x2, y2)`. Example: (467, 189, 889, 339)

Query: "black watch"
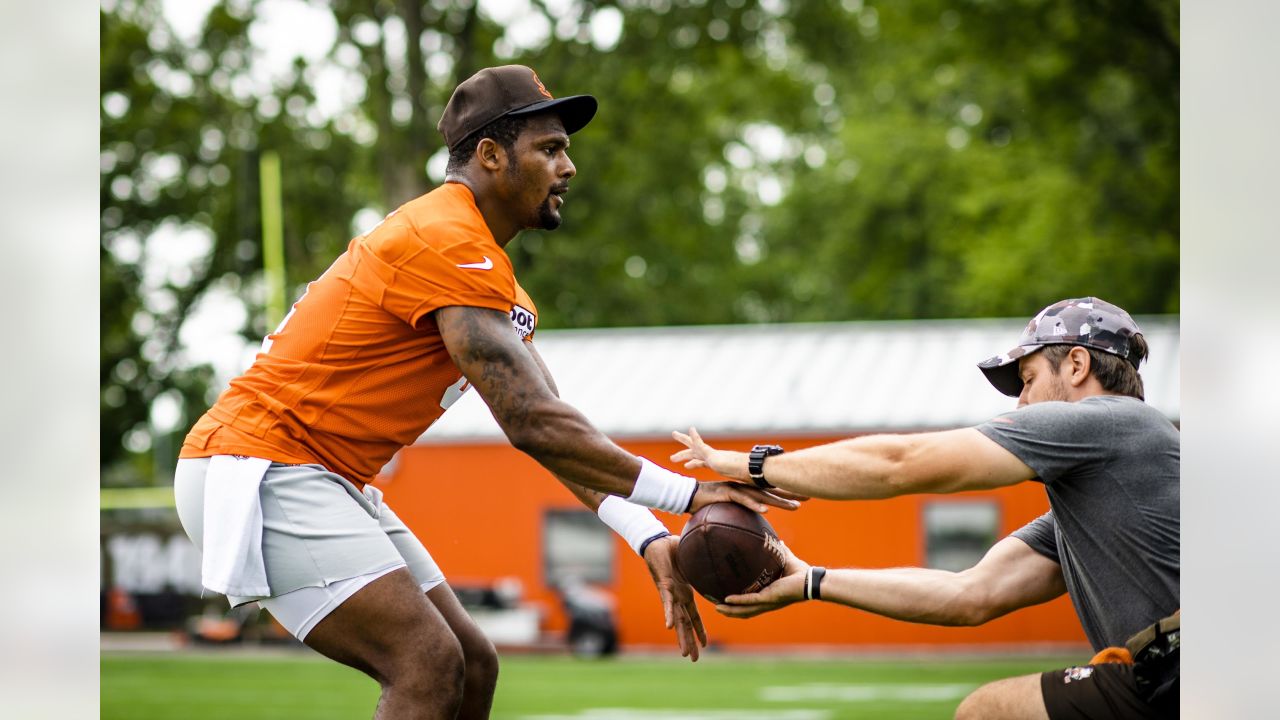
(748, 444, 784, 489)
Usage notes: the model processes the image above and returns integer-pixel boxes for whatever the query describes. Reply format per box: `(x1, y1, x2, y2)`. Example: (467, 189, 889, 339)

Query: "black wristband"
(684, 482, 700, 513)
(810, 566, 827, 601)
(638, 531, 672, 559)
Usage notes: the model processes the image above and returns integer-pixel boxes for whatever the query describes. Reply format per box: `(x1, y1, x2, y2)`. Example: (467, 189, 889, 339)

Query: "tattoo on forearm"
(440, 306, 543, 431)
(437, 305, 635, 492)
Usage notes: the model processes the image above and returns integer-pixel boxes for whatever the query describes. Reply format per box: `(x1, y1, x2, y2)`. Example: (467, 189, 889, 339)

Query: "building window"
(543, 509, 614, 586)
(923, 501, 999, 572)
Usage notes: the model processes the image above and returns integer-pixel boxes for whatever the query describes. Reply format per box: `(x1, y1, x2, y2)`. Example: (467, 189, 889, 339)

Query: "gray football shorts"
(174, 456, 445, 607)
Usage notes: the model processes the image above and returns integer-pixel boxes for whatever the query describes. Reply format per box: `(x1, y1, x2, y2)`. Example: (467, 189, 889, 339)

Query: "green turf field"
(102, 651, 1082, 719)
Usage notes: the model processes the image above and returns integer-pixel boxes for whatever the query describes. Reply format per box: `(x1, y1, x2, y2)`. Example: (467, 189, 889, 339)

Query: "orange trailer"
(375, 317, 1178, 652)
(376, 435, 1084, 651)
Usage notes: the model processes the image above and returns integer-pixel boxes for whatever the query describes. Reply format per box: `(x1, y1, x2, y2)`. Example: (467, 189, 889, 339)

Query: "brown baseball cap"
(438, 65, 598, 151)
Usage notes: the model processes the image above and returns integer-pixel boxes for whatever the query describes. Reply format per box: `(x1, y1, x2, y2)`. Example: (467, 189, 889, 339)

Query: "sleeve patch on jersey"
(510, 304, 536, 339)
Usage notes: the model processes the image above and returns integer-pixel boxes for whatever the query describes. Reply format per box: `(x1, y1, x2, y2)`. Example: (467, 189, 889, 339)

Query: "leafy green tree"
(747, 0, 1178, 320)
(101, 0, 1177, 484)
(101, 1, 372, 481)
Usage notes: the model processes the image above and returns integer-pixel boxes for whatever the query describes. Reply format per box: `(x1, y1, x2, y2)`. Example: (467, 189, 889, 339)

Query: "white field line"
(517, 710, 831, 720)
(759, 682, 976, 703)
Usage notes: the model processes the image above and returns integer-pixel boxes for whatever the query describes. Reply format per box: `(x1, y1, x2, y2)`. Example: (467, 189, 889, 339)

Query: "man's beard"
(508, 160, 562, 231)
(1044, 372, 1071, 402)
(536, 196, 561, 230)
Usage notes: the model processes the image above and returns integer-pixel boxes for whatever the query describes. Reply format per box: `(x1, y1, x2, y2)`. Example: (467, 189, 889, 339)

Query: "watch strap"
(748, 444, 784, 489)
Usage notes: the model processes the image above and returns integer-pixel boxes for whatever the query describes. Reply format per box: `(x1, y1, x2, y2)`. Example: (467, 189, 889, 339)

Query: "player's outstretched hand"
(642, 534, 707, 662)
(688, 480, 801, 515)
(715, 544, 810, 619)
(672, 428, 809, 504)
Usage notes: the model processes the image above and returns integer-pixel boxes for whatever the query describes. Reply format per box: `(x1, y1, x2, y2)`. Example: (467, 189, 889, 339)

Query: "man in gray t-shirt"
(673, 297, 1179, 720)
(980, 396, 1179, 652)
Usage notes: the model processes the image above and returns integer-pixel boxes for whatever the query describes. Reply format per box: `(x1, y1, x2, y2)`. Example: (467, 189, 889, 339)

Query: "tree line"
(101, 0, 1178, 483)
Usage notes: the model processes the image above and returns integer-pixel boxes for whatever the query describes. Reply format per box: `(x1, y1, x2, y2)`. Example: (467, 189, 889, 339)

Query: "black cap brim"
(979, 359, 1024, 397)
(507, 94, 598, 135)
(977, 344, 1045, 397)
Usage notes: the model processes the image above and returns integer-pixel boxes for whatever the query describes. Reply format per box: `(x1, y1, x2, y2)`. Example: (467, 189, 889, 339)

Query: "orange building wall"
(375, 435, 1086, 651)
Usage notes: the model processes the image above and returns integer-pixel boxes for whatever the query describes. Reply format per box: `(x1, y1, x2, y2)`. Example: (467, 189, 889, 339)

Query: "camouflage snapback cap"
(977, 297, 1142, 397)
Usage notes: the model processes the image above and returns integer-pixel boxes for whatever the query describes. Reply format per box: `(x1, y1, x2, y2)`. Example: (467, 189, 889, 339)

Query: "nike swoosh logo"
(456, 256, 493, 270)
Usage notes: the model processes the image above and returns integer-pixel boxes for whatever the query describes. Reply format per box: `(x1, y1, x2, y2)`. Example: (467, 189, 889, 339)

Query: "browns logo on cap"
(438, 65, 598, 150)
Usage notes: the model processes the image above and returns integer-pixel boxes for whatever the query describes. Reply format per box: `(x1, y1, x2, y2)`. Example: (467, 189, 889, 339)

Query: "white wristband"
(597, 496, 670, 556)
(627, 458, 698, 514)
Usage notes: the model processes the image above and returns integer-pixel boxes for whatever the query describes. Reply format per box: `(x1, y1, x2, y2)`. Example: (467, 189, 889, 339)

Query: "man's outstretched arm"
(436, 305, 799, 513)
(522, 338, 707, 661)
(437, 305, 639, 495)
(672, 426, 1037, 500)
(717, 536, 1066, 626)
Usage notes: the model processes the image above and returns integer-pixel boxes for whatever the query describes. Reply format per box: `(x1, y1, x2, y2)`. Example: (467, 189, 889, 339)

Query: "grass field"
(102, 650, 1082, 719)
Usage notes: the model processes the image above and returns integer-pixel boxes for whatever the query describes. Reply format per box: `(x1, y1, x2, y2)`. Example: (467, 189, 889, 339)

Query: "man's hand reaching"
(687, 480, 803, 515)
(715, 542, 811, 619)
(674, 428, 809, 509)
(642, 534, 707, 661)
(671, 427, 749, 480)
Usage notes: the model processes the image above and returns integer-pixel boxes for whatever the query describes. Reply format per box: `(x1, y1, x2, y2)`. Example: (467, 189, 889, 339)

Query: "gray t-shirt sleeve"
(975, 400, 1113, 485)
(1011, 511, 1059, 563)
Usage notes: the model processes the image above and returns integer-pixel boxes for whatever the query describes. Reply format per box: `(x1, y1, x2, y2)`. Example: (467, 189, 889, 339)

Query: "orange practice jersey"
(180, 182, 539, 487)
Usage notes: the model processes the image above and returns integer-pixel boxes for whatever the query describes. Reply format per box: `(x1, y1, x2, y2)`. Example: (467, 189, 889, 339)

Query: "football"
(676, 501, 787, 603)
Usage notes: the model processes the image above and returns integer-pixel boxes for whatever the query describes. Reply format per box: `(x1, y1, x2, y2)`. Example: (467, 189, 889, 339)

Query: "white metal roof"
(418, 316, 1179, 442)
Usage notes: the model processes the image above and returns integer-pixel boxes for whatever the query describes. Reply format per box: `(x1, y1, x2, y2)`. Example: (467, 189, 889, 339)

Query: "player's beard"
(508, 158, 563, 231)
(535, 195, 562, 230)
